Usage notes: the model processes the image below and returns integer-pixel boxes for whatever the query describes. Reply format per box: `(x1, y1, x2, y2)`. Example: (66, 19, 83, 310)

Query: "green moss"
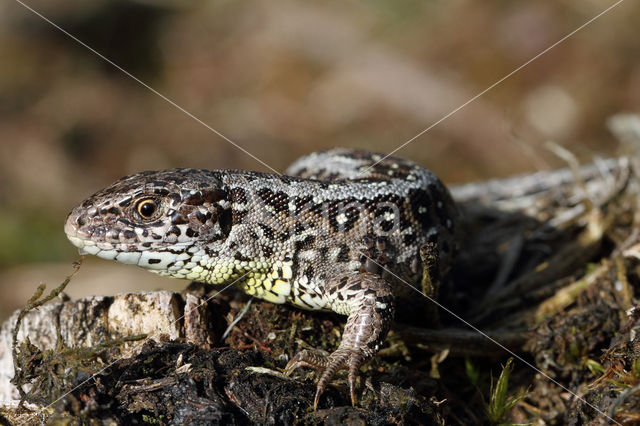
(484, 358, 529, 425)
(142, 414, 161, 424)
(585, 359, 605, 376)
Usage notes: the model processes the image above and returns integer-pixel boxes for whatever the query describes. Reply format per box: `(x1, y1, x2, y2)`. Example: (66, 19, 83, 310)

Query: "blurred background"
(0, 0, 638, 321)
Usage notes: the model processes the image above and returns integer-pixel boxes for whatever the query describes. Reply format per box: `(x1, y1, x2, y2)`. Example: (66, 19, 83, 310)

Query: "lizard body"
(64, 148, 459, 407)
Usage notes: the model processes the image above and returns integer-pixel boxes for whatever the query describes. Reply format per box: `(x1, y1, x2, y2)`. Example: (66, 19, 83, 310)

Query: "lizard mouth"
(64, 206, 185, 268)
(64, 208, 122, 259)
(65, 210, 94, 253)
(65, 220, 140, 263)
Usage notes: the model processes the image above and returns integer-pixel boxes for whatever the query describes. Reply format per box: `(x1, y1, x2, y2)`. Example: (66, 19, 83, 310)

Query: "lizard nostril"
(76, 216, 87, 227)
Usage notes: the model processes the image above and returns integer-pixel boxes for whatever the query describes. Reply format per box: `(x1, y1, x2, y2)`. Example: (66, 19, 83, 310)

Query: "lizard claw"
(285, 348, 365, 409)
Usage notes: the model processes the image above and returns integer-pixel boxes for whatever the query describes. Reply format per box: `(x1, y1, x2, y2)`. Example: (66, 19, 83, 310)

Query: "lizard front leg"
(284, 272, 395, 409)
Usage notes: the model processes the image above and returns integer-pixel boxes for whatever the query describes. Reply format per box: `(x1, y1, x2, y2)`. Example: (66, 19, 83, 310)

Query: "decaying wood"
(0, 289, 221, 403)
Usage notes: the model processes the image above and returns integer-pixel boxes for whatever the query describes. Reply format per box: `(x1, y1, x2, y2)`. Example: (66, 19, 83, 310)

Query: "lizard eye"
(136, 199, 158, 219)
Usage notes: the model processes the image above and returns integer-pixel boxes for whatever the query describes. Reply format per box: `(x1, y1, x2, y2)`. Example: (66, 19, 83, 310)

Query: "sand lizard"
(64, 148, 459, 408)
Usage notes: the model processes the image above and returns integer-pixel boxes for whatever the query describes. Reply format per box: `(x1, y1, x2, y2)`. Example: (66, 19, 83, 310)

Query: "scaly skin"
(64, 148, 459, 408)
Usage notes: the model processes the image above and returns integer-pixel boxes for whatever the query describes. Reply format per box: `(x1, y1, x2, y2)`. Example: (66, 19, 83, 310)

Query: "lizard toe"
(284, 349, 329, 376)
(286, 348, 363, 409)
(313, 348, 365, 409)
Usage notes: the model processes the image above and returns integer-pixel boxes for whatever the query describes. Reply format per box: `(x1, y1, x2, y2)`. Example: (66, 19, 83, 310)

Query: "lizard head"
(64, 169, 231, 271)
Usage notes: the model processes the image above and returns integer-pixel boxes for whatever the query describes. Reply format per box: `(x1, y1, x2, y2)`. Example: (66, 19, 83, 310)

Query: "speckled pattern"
(65, 148, 459, 407)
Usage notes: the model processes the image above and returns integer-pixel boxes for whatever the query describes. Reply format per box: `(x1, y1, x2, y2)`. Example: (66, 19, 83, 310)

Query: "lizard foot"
(284, 348, 365, 409)
(285, 272, 395, 410)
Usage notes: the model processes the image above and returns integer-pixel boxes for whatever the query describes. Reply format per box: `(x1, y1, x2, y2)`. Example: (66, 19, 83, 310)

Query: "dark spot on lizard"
(261, 244, 274, 258)
(194, 211, 207, 224)
(184, 192, 204, 205)
(294, 235, 316, 251)
(231, 187, 247, 202)
(258, 188, 290, 212)
(218, 209, 233, 236)
(259, 223, 275, 240)
(278, 229, 291, 243)
(171, 213, 189, 225)
(337, 246, 350, 262)
(202, 188, 226, 203)
(118, 198, 132, 207)
(232, 209, 249, 224)
(304, 266, 314, 278)
(235, 252, 251, 262)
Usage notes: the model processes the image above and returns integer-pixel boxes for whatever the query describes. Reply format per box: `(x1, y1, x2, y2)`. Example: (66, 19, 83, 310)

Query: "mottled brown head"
(65, 169, 231, 269)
